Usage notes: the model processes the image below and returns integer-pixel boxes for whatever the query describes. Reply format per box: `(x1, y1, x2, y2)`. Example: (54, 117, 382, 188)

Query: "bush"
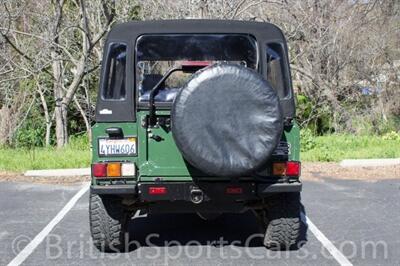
(382, 131, 400, 141)
(296, 94, 334, 135)
(300, 128, 316, 152)
(15, 118, 48, 148)
(68, 134, 90, 150)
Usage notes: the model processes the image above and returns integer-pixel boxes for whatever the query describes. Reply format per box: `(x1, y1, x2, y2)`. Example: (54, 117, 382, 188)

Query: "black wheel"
(259, 192, 302, 250)
(89, 192, 129, 252)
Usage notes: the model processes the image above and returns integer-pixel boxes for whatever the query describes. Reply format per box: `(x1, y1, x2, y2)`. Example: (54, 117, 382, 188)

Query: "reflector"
(226, 187, 243, 194)
(149, 186, 167, 195)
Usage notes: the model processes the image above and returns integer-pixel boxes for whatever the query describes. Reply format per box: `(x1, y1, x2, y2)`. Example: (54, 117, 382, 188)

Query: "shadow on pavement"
(122, 203, 308, 252)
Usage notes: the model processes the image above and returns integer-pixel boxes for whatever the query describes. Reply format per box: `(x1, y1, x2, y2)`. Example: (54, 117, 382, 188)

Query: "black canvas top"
(96, 20, 295, 122)
(108, 20, 284, 40)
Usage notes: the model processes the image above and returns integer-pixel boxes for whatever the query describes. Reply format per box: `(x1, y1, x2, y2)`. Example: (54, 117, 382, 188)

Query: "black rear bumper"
(90, 181, 302, 200)
(90, 185, 137, 195)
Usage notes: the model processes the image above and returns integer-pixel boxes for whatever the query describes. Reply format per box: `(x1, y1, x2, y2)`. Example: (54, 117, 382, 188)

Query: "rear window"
(266, 43, 289, 98)
(135, 34, 258, 103)
(102, 43, 126, 100)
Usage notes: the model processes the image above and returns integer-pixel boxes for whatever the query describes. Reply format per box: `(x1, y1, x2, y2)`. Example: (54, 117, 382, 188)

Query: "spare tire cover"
(171, 63, 283, 177)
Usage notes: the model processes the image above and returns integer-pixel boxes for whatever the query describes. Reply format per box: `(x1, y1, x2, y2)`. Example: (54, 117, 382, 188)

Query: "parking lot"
(1, 172, 399, 266)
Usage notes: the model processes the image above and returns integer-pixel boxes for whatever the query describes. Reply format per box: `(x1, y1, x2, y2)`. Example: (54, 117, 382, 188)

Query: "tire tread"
(263, 193, 302, 250)
(89, 192, 126, 252)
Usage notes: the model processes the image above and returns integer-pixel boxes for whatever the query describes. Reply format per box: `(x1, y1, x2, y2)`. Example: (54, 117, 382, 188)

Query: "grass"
(0, 134, 399, 171)
(0, 147, 90, 172)
(301, 134, 400, 162)
(0, 135, 90, 172)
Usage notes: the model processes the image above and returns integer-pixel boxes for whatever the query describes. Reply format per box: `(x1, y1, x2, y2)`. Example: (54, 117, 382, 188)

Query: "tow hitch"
(190, 187, 204, 204)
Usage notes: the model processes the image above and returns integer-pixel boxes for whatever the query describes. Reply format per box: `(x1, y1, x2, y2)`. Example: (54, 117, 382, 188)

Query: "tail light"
(107, 162, 121, 177)
(92, 162, 136, 178)
(286, 161, 300, 176)
(272, 161, 300, 177)
(272, 162, 286, 176)
(92, 163, 107, 177)
(121, 163, 136, 176)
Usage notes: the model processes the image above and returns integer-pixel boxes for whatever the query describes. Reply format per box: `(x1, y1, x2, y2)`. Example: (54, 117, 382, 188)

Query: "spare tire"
(171, 63, 283, 177)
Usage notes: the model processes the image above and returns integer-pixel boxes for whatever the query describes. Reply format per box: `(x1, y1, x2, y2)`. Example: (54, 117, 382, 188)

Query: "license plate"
(98, 138, 137, 156)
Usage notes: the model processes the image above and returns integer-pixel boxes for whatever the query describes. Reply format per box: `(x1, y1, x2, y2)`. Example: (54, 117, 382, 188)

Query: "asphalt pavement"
(1, 176, 399, 266)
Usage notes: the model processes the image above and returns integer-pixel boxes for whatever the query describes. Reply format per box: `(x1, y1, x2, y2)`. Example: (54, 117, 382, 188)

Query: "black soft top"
(107, 20, 285, 41)
(96, 20, 295, 122)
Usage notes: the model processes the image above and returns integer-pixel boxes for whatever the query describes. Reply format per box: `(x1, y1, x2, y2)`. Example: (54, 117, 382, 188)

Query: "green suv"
(89, 20, 302, 252)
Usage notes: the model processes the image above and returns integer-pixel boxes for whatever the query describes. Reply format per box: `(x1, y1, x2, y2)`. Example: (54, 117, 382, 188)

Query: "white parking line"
(7, 182, 90, 266)
(301, 212, 353, 266)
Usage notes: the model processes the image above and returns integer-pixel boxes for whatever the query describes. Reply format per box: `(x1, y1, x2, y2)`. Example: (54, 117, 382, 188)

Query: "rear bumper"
(258, 182, 302, 193)
(90, 185, 137, 195)
(90, 181, 302, 199)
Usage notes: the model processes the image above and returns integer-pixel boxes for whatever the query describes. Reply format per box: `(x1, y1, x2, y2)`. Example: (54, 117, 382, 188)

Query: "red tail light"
(285, 161, 301, 176)
(272, 161, 301, 177)
(92, 163, 107, 177)
(149, 186, 167, 195)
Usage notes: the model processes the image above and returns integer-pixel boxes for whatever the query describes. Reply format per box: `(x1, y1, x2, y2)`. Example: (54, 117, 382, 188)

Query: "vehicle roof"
(107, 19, 285, 42)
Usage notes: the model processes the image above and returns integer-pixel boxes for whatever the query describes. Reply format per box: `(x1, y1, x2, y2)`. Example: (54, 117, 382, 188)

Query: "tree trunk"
(45, 123, 52, 146)
(52, 50, 68, 148)
(37, 85, 52, 146)
(74, 95, 92, 141)
(54, 102, 68, 147)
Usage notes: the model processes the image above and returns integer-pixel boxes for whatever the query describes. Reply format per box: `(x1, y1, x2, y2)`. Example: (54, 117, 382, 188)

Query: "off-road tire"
(89, 192, 128, 252)
(261, 192, 301, 250)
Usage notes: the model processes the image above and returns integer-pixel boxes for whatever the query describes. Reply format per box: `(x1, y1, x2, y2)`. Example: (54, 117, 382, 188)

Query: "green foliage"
(296, 94, 313, 120)
(378, 117, 400, 135)
(128, 5, 141, 20)
(15, 126, 45, 147)
(302, 134, 400, 162)
(15, 110, 49, 148)
(300, 128, 316, 152)
(382, 131, 400, 141)
(312, 145, 337, 162)
(0, 134, 91, 171)
(19, 79, 36, 92)
(68, 134, 90, 150)
(349, 115, 400, 135)
(296, 94, 333, 135)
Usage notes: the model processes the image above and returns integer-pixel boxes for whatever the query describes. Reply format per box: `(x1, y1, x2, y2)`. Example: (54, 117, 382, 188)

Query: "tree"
(0, 0, 139, 147)
(0, 0, 398, 147)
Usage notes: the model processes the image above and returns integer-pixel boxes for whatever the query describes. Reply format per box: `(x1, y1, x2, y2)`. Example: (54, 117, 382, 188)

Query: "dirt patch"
(302, 162, 400, 182)
(0, 171, 90, 185)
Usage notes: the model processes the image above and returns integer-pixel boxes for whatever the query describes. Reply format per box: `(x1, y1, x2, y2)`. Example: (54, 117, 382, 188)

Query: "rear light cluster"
(272, 161, 300, 177)
(92, 162, 136, 178)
